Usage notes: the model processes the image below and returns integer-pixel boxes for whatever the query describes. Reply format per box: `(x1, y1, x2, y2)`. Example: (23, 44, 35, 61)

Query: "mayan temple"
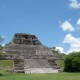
(3, 33, 60, 74)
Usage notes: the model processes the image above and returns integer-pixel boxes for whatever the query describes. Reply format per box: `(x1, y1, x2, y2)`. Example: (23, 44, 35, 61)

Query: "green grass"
(0, 72, 80, 80)
(0, 60, 13, 72)
(0, 60, 13, 67)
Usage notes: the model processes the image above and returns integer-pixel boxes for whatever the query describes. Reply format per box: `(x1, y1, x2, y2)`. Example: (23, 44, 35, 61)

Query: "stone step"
(14, 67, 24, 69)
(25, 68, 59, 74)
(13, 70, 24, 73)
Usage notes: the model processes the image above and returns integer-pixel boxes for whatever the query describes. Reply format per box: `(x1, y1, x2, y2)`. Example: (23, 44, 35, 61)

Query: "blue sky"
(0, 0, 80, 53)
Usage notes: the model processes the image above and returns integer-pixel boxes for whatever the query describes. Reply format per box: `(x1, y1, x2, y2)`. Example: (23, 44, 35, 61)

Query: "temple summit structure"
(3, 33, 60, 74)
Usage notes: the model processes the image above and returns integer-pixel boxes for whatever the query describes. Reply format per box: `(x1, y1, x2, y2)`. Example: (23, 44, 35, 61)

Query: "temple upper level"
(11, 33, 41, 45)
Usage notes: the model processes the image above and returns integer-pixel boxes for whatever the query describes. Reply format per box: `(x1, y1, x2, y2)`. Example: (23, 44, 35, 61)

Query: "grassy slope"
(0, 60, 13, 67)
(0, 73, 80, 80)
(0, 60, 13, 72)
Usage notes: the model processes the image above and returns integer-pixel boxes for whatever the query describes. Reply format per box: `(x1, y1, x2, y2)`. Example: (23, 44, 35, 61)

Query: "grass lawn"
(0, 72, 80, 80)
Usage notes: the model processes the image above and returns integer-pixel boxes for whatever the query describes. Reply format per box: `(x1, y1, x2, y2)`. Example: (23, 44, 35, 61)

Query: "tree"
(0, 36, 4, 45)
(0, 36, 4, 57)
(64, 52, 80, 72)
(0, 36, 4, 50)
(0, 36, 4, 75)
(50, 47, 60, 54)
(50, 47, 66, 58)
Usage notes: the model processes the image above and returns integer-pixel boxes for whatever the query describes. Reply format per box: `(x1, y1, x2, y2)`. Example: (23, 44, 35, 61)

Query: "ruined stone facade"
(12, 33, 41, 45)
(3, 33, 60, 74)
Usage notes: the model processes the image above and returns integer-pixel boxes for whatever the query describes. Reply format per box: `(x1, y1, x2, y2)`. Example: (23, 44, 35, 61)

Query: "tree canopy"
(0, 36, 4, 50)
(50, 47, 66, 58)
(64, 52, 80, 72)
(0, 36, 4, 45)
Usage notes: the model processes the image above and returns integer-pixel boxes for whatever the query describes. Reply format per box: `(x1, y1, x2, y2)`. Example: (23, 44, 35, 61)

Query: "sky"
(0, 0, 80, 54)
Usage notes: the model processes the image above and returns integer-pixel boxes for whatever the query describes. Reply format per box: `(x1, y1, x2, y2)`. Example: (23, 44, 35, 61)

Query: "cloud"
(68, 44, 80, 53)
(56, 47, 65, 53)
(63, 34, 80, 44)
(69, 0, 80, 9)
(77, 18, 80, 26)
(60, 21, 74, 32)
(2, 44, 5, 47)
(63, 33, 80, 53)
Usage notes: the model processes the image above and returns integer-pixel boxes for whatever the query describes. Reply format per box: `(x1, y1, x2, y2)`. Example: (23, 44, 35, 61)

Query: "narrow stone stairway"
(13, 59, 24, 73)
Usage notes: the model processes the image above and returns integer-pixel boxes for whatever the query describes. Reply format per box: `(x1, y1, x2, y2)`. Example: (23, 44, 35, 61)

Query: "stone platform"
(3, 33, 60, 74)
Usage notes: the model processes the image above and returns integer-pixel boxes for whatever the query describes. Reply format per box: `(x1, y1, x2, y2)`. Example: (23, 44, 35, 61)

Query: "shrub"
(0, 73, 3, 76)
(64, 52, 80, 72)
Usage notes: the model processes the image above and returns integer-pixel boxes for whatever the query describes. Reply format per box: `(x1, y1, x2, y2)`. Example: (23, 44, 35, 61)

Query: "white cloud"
(56, 47, 65, 53)
(68, 44, 80, 53)
(2, 44, 5, 47)
(60, 21, 74, 32)
(63, 34, 80, 53)
(69, 0, 80, 9)
(77, 18, 80, 26)
(63, 34, 80, 44)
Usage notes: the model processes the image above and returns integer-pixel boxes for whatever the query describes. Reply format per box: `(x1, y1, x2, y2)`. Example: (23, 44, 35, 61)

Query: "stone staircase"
(13, 59, 24, 73)
(48, 59, 60, 69)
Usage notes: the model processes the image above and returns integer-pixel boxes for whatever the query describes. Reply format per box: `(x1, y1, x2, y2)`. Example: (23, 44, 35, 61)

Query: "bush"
(0, 73, 3, 76)
(64, 52, 80, 72)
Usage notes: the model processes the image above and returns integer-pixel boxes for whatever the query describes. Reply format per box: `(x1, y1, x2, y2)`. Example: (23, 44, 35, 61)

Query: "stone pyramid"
(3, 33, 60, 74)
